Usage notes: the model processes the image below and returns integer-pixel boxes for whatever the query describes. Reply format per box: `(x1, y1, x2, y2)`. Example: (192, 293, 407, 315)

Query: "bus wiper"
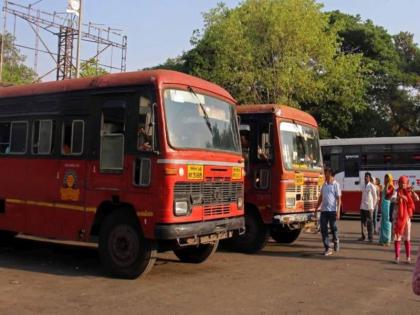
(188, 86, 213, 134)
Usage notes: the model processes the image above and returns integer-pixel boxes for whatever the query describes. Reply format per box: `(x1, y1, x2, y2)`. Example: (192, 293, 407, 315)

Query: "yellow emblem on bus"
(232, 167, 242, 180)
(318, 175, 324, 186)
(187, 165, 204, 180)
(295, 173, 304, 186)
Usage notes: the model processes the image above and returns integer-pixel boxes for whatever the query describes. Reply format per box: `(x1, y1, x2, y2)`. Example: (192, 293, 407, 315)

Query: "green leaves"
(80, 58, 108, 78)
(178, 0, 367, 137)
(153, 0, 420, 137)
(1, 32, 37, 85)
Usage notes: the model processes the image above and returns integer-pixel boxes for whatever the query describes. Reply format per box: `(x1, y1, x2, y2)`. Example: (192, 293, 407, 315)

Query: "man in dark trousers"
(359, 172, 377, 242)
(316, 167, 342, 256)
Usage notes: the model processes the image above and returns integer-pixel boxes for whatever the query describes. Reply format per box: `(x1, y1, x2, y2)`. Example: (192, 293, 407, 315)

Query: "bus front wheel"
(270, 226, 301, 244)
(0, 230, 17, 244)
(173, 240, 218, 263)
(99, 210, 157, 279)
(223, 210, 267, 253)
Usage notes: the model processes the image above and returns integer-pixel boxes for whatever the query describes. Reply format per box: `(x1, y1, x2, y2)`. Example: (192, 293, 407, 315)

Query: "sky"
(4, 0, 420, 80)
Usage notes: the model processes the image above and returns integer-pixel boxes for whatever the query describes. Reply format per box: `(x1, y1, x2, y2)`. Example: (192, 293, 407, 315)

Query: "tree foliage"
(328, 11, 420, 136)
(153, 1, 420, 137)
(0, 33, 38, 85)
(80, 58, 109, 78)
(156, 0, 367, 138)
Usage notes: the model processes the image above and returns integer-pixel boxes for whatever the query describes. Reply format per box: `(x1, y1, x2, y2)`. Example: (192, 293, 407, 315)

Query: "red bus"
(0, 70, 245, 278)
(321, 137, 420, 215)
(227, 105, 323, 253)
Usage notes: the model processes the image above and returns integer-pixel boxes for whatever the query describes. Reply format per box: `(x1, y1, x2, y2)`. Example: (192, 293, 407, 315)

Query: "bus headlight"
(174, 200, 190, 216)
(286, 197, 296, 208)
(237, 196, 244, 209)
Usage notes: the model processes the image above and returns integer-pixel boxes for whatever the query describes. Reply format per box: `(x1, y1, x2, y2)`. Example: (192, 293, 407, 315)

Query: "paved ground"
(0, 219, 419, 315)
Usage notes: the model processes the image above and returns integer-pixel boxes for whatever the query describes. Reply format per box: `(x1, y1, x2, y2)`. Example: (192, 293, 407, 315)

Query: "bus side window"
(0, 122, 11, 154)
(137, 96, 154, 152)
(344, 156, 359, 177)
(240, 124, 250, 160)
(257, 123, 272, 161)
(10, 121, 28, 154)
(32, 120, 55, 155)
(100, 103, 125, 171)
(330, 154, 340, 174)
(62, 120, 84, 156)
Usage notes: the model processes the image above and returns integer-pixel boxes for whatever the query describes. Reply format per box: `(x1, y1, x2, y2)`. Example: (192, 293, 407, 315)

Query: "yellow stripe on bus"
(6, 199, 97, 213)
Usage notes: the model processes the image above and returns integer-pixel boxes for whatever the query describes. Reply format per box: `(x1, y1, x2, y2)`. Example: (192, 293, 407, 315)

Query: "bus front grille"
(203, 204, 230, 216)
(174, 180, 243, 216)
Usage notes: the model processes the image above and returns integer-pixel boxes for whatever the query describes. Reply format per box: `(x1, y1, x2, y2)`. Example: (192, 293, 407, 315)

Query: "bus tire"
(0, 230, 17, 244)
(99, 210, 157, 279)
(173, 240, 219, 263)
(270, 226, 301, 244)
(224, 210, 267, 253)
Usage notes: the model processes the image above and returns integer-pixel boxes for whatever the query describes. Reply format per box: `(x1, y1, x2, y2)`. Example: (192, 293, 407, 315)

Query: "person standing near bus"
(379, 173, 394, 246)
(316, 167, 341, 256)
(359, 172, 377, 242)
(373, 178, 382, 234)
(393, 176, 419, 264)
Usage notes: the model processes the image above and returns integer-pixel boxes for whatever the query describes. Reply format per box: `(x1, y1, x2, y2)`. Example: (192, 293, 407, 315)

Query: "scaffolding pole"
(1, 0, 127, 82)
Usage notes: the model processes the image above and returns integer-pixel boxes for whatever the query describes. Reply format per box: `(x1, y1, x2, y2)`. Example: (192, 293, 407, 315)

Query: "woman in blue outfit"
(379, 173, 394, 245)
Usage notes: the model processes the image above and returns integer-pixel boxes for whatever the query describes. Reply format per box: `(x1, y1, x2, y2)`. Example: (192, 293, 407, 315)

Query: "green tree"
(158, 0, 367, 138)
(80, 58, 108, 78)
(0, 32, 38, 85)
(328, 12, 420, 136)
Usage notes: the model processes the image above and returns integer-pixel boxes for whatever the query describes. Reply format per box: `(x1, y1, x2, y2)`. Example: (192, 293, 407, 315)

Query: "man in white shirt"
(359, 172, 377, 242)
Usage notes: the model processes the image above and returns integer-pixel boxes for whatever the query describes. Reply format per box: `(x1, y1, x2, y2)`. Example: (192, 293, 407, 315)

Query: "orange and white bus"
(321, 137, 420, 215)
(0, 70, 245, 278)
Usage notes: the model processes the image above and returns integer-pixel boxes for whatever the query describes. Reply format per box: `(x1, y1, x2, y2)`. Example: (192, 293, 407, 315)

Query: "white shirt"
(360, 182, 377, 211)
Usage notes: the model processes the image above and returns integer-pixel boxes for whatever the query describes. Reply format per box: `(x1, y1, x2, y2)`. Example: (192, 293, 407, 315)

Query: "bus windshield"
(163, 89, 241, 154)
(279, 121, 322, 171)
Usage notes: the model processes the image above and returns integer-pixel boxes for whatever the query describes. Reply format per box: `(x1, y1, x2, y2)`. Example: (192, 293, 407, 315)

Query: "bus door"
(56, 118, 87, 239)
(26, 118, 61, 237)
(87, 94, 130, 191)
(342, 154, 361, 212)
(242, 119, 273, 221)
(129, 94, 157, 214)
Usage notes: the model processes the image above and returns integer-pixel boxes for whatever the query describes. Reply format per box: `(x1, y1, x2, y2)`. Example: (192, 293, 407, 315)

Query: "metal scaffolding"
(0, 0, 128, 82)
(57, 26, 75, 80)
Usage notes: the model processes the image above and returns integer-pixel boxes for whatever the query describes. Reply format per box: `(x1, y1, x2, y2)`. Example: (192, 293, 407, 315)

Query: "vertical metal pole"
(0, 0, 8, 83)
(34, 9, 40, 74)
(75, 0, 83, 78)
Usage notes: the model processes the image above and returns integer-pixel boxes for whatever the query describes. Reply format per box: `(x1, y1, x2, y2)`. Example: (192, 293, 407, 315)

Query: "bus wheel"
(0, 230, 17, 245)
(270, 226, 301, 244)
(224, 210, 267, 253)
(99, 211, 157, 279)
(173, 240, 219, 263)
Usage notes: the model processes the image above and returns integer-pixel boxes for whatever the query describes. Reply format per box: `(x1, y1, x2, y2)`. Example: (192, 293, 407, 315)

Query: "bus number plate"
(232, 167, 242, 180)
(187, 165, 204, 180)
(295, 173, 304, 186)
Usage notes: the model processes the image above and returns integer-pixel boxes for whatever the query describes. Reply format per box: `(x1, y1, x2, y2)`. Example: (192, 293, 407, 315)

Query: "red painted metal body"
(0, 70, 244, 243)
(237, 105, 322, 227)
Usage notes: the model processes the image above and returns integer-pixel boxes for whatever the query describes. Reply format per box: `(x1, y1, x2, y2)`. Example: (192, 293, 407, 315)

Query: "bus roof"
(320, 137, 420, 146)
(0, 70, 236, 103)
(236, 104, 317, 126)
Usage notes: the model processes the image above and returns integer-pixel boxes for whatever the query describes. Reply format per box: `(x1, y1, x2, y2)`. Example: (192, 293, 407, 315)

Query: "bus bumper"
(155, 216, 245, 245)
(273, 212, 318, 225)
